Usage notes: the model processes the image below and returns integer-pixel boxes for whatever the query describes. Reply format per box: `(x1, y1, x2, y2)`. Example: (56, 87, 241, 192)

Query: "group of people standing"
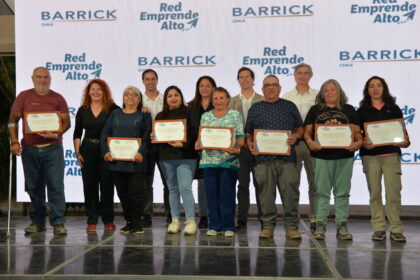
(9, 64, 409, 242)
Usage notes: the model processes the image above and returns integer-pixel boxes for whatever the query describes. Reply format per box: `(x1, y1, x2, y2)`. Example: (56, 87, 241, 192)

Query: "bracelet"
(11, 141, 20, 146)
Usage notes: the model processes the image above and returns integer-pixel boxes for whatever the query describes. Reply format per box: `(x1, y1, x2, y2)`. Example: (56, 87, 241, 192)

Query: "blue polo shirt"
(245, 98, 303, 163)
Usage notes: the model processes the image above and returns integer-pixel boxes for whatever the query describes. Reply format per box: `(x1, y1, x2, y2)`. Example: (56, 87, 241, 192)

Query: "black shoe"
(310, 222, 316, 233)
(120, 222, 132, 234)
(198, 217, 208, 229)
(390, 232, 406, 242)
(371, 231, 386, 241)
(143, 215, 152, 227)
(131, 224, 144, 235)
(235, 220, 247, 231)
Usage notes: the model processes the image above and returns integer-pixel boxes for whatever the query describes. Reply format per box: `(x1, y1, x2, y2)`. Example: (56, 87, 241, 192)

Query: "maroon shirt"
(11, 88, 69, 147)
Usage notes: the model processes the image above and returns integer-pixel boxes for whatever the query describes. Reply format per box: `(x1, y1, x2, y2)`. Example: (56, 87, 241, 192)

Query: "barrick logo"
(232, 4, 313, 23)
(40, 9, 117, 26)
(45, 53, 102, 80)
(140, 2, 199, 31)
(350, 0, 416, 24)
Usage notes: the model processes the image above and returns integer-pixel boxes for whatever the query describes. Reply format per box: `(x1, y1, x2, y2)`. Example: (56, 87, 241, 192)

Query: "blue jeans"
(160, 159, 196, 220)
(22, 143, 66, 225)
(203, 168, 237, 231)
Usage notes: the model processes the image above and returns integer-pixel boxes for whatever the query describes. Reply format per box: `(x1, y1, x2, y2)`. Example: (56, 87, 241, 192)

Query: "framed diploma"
(107, 137, 142, 161)
(152, 119, 187, 143)
(24, 111, 62, 134)
(315, 124, 354, 148)
(196, 126, 234, 151)
(364, 118, 407, 146)
(254, 129, 291, 155)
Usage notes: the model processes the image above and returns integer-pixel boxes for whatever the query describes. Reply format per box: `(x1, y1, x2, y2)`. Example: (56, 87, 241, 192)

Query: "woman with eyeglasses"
(100, 86, 152, 235)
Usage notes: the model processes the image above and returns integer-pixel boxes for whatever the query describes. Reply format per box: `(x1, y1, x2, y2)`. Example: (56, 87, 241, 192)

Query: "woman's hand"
(104, 152, 113, 162)
(362, 138, 374, 150)
(228, 146, 241, 155)
(168, 141, 183, 148)
(141, 107, 150, 113)
(134, 152, 144, 163)
(76, 153, 84, 168)
(346, 141, 362, 152)
(307, 140, 322, 151)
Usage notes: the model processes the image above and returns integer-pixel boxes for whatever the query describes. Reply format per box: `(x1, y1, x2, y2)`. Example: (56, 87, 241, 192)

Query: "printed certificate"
(254, 129, 291, 155)
(364, 118, 407, 146)
(315, 124, 354, 148)
(107, 137, 142, 161)
(152, 119, 187, 143)
(24, 111, 62, 134)
(196, 126, 234, 150)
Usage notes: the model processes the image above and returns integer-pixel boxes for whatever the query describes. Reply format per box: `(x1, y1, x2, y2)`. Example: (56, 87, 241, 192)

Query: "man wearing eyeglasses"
(245, 75, 303, 239)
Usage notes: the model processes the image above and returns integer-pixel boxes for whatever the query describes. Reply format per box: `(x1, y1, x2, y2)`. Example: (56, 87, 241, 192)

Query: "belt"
(86, 138, 100, 144)
(34, 143, 52, 148)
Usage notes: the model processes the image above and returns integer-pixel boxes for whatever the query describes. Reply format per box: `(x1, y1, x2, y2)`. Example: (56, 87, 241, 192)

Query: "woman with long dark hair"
(358, 76, 410, 242)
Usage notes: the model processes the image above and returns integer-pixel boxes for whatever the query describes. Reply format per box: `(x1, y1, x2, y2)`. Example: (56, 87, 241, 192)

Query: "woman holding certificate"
(197, 87, 245, 237)
(188, 76, 216, 229)
(357, 76, 410, 242)
(73, 79, 119, 232)
(100, 86, 152, 235)
(304, 79, 362, 240)
(153, 86, 200, 235)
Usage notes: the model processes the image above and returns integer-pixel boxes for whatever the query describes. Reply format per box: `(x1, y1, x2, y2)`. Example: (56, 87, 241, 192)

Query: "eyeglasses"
(124, 93, 139, 97)
(263, 83, 280, 88)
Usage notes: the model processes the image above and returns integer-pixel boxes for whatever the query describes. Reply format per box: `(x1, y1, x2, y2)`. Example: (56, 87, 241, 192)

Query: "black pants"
(113, 171, 146, 224)
(80, 140, 114, 225)
(144, 147, 170, 217)
(237, 147, 262, 223)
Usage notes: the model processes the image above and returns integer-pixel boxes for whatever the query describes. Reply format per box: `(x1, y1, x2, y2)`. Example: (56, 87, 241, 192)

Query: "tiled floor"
(0, 217, 419, 279)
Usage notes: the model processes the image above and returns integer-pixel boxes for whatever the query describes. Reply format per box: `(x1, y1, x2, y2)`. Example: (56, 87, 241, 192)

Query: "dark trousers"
(113, 171, 146, 224)
(237, 147, 261, 223)
(80, 140, 114, 225)
(144, 147, 170, 218)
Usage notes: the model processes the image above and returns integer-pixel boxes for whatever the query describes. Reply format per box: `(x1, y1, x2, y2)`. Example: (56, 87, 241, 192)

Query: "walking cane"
(6, 139, 13, 237)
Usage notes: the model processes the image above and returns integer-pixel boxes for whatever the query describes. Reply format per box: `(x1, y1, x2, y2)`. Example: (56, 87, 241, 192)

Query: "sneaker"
(336, 221, 353, 240)
(131, 224, 144, 235)
(371, 231, 386, 241)
(184, 220, 197, 235)
(120, 222, 132, 234)
(259, 228, 274, 238)
(198, 216, 208, 229)
(53, 224, 67, 235)
(167, 219, 181, 234)
(286, 229, 302, 240)
(235, 220, 247, 231)
(224, 230, 234, 237)
(86, 224, 96, 232)
(104, 222, 116, 230)
(207, 229, 218, 236)
(25, 223, 45, 233)
(314, 221, 326, 240)
(390, 232, 406, 242)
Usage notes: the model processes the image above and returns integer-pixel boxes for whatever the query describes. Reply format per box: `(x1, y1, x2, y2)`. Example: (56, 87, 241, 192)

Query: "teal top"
(198, 109, 244, 170)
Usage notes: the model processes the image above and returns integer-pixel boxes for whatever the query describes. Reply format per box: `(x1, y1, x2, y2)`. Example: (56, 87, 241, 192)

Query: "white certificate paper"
(152, 119, 186, 143)
(254, 130, 291, 155)
(25, 112, 61, 133)
(365, 119, 406, 146)
(108, 137, 141, 161)
(196, 126, 233, 150)
(315, 124, 353, 148)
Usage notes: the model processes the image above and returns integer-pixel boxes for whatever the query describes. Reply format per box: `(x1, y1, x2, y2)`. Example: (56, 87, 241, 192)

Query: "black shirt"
(304, 104, 360, 160)
(357, 104, 405, 156)
(73, 103, 119, 140)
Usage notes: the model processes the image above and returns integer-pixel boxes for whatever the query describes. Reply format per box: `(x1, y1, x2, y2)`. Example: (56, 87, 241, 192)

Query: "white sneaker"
(207, 229, 217, 236)
(184, 220, 197, 235)
(167, 219, 181, 233)
(224, 230, 234, 237)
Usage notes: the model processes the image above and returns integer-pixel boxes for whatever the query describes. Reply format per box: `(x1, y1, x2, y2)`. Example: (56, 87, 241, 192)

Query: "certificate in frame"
(315, 124, 354, 148)
(24, 111, 62, 134)
(364, 118, 407, 147)
(107, 137, 142, 161)
(152, 119, 187, 143)
(253, 129, 291, 155)
(195, 126, 234, 151)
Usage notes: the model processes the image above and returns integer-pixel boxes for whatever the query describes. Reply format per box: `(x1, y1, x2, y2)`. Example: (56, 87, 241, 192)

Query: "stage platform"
(0, 217, 419, 279)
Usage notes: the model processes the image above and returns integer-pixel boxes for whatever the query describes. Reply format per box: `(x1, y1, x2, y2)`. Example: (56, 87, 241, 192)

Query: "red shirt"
(11, 88, 69, 146)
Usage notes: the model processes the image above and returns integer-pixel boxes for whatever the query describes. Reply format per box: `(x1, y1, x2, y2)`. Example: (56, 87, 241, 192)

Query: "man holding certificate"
(358, 76, 410, 242)
(304, 79, 362, 241)
(8, 66, 71, 235)
(245, 75, 303, 240)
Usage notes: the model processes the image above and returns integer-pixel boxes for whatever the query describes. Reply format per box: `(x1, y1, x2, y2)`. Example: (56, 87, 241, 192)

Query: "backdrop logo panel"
(40, 9, 117, 26)
(242, 46, 306, 75)
(232, 3, 314, 23)
(139, 2, 199, 31)
(64, 149, 81, 177)
(350, 0, 416, 24)
(339, 48, 420, 68)
(45, 53, 103, 81)
(401, 105, 416, 124)
(138, 55, 216, 71)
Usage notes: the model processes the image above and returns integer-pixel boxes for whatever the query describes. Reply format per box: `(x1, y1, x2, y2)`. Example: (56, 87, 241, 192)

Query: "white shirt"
(142, 92, 164, 119)
(239, 91, 255, 122)
(283, 87, 318, 122)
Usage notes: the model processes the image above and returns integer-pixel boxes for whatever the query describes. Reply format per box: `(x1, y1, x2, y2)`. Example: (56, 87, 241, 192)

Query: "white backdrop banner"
(15, 0, 420, 205)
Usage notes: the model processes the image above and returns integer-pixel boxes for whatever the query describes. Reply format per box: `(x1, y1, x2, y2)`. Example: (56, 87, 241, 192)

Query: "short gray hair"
(294, 63, 313, 75)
